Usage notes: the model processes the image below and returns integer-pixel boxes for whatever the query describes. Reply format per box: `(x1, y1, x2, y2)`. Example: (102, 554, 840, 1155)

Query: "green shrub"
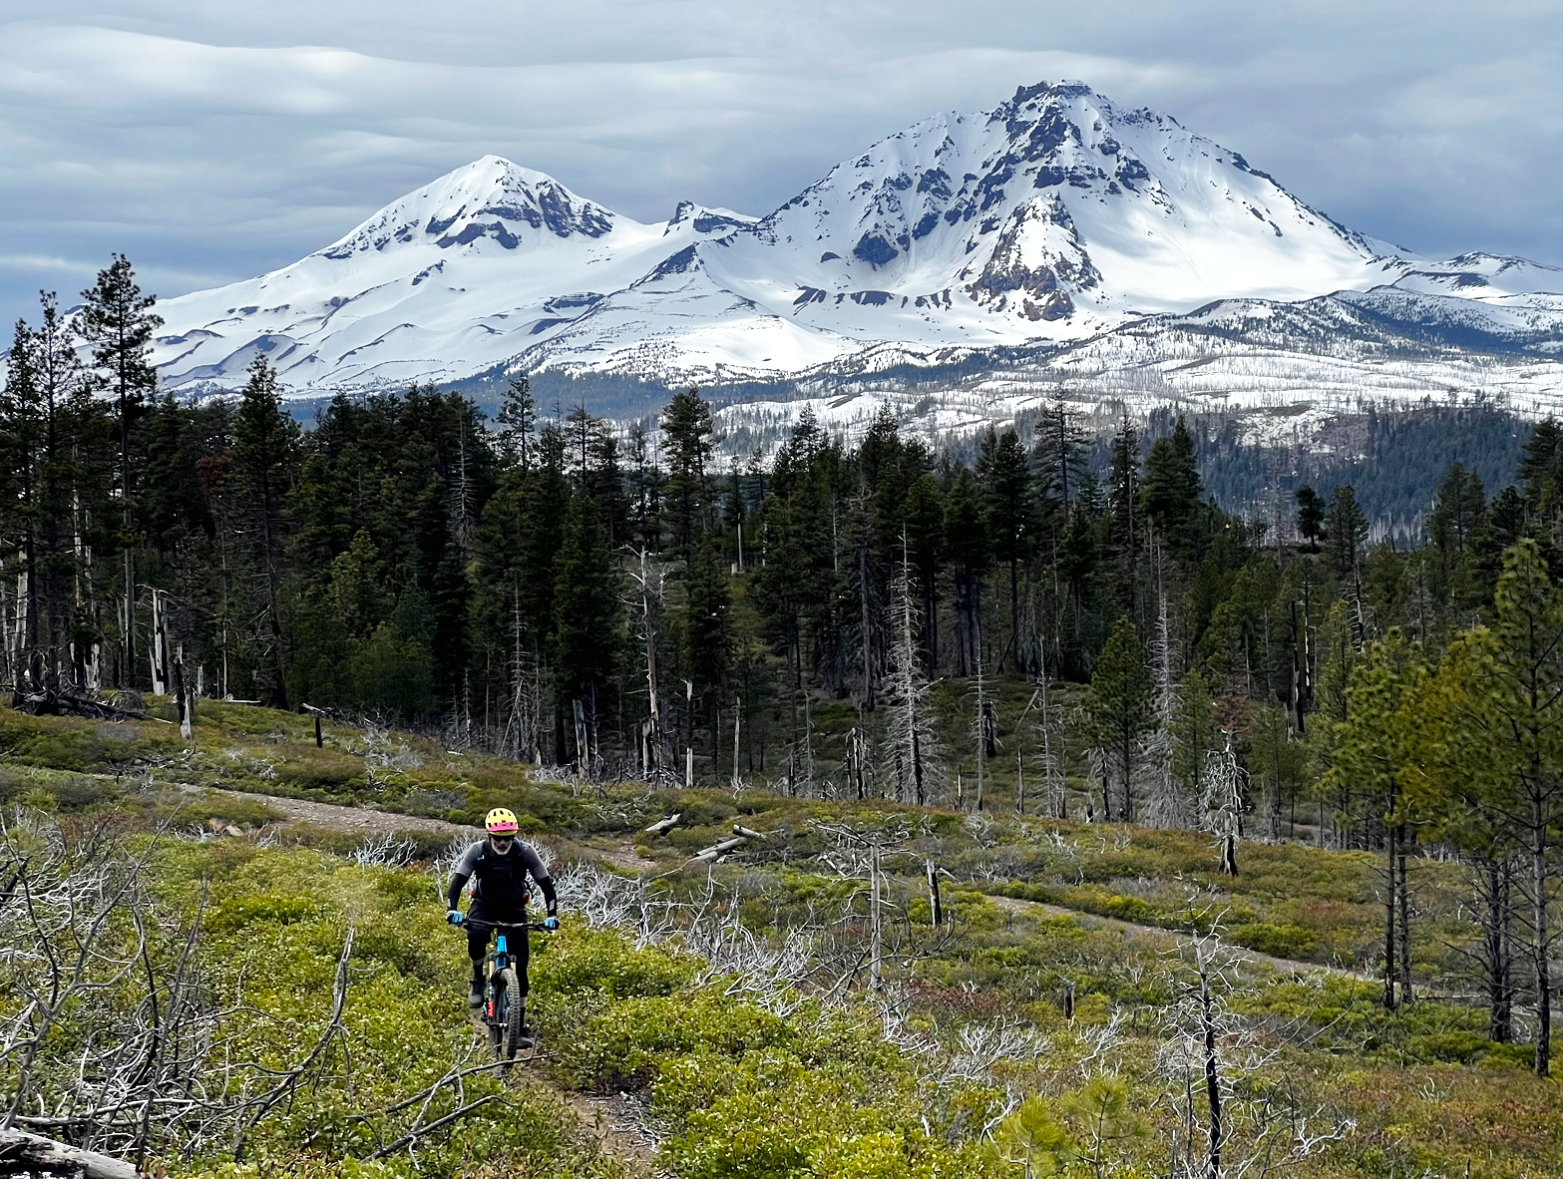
(1408, 1030, 1493, 1064)
(533, 926, 696, 1000)
(207, 891, 323, 933)
(371, 866, 437, 909)
(1232, 922, 1318, 959)
(658, 1048, 980, 1179)
(560, 991, 792, 1091)
(176, 793, 285, 828)
(275, 749, 364, 796)
(1098, 893, 1156, 923)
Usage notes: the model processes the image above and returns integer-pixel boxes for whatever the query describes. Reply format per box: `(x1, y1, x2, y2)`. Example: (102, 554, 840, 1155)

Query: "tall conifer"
(79, 256, 161, 687)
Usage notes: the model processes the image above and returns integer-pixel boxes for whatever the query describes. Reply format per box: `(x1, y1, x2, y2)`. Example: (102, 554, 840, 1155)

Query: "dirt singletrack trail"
(552, 1087, 663, 1175)
(219, 787, 1356, 982)
(985, 893, 1365, 979)
(215, 788, 479, 840)
(457, 1011, 663, 1176)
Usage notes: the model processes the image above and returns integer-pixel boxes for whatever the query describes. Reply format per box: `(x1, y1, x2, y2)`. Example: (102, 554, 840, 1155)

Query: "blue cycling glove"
(543, 916, 559, 930)
(446, 910, 464, 926)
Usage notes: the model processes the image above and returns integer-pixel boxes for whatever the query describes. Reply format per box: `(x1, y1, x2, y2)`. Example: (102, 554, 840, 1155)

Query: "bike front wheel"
(496, 967, 528, 1060)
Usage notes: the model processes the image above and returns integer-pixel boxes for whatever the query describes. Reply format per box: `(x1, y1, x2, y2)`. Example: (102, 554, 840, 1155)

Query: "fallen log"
(693, 835, 749, 860)
(10, 690, 145, 722)
(645, 814, 682, 835)
(0, 1128, 139, 1178)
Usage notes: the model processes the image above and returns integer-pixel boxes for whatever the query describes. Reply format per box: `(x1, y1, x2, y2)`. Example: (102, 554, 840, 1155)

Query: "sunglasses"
(490, 834, 515, 843)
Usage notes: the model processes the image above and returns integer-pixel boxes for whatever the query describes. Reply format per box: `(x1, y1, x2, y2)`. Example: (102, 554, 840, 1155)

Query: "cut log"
(0, 1129, 139, 1178)
(645, 814, 682, 835)
(731, 824, 766, 841)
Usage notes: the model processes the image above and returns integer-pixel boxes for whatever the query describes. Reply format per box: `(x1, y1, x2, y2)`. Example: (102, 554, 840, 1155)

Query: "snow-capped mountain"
(149, 81, 1563, 396)
(151, 157, 769, 390)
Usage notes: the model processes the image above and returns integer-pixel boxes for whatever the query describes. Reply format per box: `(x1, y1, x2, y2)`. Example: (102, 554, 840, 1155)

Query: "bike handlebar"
(453, 917, 554, 933)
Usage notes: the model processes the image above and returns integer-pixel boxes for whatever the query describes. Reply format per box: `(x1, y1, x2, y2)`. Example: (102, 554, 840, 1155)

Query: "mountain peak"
(665, 200, 758, 238)
(313, 155, 618, 261)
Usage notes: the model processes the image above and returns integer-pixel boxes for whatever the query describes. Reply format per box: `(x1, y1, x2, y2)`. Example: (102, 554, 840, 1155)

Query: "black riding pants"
(466, 901, 530, 995)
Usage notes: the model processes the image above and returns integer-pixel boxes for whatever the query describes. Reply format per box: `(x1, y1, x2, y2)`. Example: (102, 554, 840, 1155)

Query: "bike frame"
(458, 918, 551, 1032)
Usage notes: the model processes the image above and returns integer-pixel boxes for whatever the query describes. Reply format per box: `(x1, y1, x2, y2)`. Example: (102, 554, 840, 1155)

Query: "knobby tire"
(497, 967, 526, 1061)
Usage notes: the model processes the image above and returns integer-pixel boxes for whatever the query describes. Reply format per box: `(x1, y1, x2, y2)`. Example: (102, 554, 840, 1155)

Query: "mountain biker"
(445, 808, 558, 1011)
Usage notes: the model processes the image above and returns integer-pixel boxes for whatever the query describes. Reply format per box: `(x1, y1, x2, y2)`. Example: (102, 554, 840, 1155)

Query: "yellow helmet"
(484, 808, 519, 834)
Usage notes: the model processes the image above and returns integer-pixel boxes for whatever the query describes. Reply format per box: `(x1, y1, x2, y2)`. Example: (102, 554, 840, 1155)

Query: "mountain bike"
(454, 918, 551, 1065)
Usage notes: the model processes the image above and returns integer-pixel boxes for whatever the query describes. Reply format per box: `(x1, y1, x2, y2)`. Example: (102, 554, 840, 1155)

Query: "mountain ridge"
(147, 80, 1563, 401)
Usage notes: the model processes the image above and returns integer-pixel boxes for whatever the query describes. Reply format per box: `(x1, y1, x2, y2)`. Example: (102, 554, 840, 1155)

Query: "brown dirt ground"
(215, 788, 479, 840)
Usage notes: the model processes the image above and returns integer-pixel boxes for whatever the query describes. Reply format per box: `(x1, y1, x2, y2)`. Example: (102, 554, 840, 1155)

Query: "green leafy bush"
(558, 991, 793, 1091)
(533, 926, 696, 1000)
(1232, 921, 1318, 958)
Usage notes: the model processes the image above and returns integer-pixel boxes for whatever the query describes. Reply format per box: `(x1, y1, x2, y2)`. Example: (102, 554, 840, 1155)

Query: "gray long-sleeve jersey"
(447, 839, 557, 914)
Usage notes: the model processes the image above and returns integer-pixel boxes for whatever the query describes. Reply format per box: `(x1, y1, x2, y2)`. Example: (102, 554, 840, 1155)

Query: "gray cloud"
(2, 0, 1561, 328)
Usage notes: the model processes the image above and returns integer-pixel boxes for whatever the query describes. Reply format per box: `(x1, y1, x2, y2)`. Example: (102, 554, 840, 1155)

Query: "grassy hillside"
(2, 700, 1561, 1178)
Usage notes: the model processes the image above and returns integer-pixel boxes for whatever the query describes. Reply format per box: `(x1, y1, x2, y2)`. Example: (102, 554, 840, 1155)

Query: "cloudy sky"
(2, 0, 1560, 327)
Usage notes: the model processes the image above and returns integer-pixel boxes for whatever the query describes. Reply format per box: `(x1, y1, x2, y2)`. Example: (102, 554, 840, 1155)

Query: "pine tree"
(1087, 615, 1155, 822)
(1404, 655, 1517, 1041)
(31, 295, 95, 697)
(1107, 422, 1141, 614)
(1422, 541, 1563, 1074)
(1294, 485, 1326, 552)
(901, 474, 945, 672)
(1326, 485, 1369, 576)
(981, 427, 1035, 672)
(723, 455, 747, 569)
(1328, 631, 1425, 1009)
(1171, 668, 1215, 801)
(1037, 389, 1086, 507)
(78, 256, 162, 688)
(626, 422, 664, 552)
(498, 375, 537, 469)
(553, 491, 620, 763)
(944, 468, 989, 676)
(1057, 498, 1100, 675)
(1, 319, 43, 696)
(680, 540, 733, 779)
(1429, 462, 1487, 561)
(1141, 415, 1201, 554)
(230, 355, 300, 708)
(1518, 417, 1561, 505)
(661, 385, 715, 563)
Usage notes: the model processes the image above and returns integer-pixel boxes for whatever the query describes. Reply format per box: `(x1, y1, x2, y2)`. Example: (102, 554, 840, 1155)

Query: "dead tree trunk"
(1397, 823, 1413, 1005)
(1200, 961, 1223, 1179)
(173, 655, 192, 740)
(1481, 857, 1514, 1042)
(1384, 822, 1398, 1011)
(0, 1129, 138, 1179)
(869, 841, 883, 991)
